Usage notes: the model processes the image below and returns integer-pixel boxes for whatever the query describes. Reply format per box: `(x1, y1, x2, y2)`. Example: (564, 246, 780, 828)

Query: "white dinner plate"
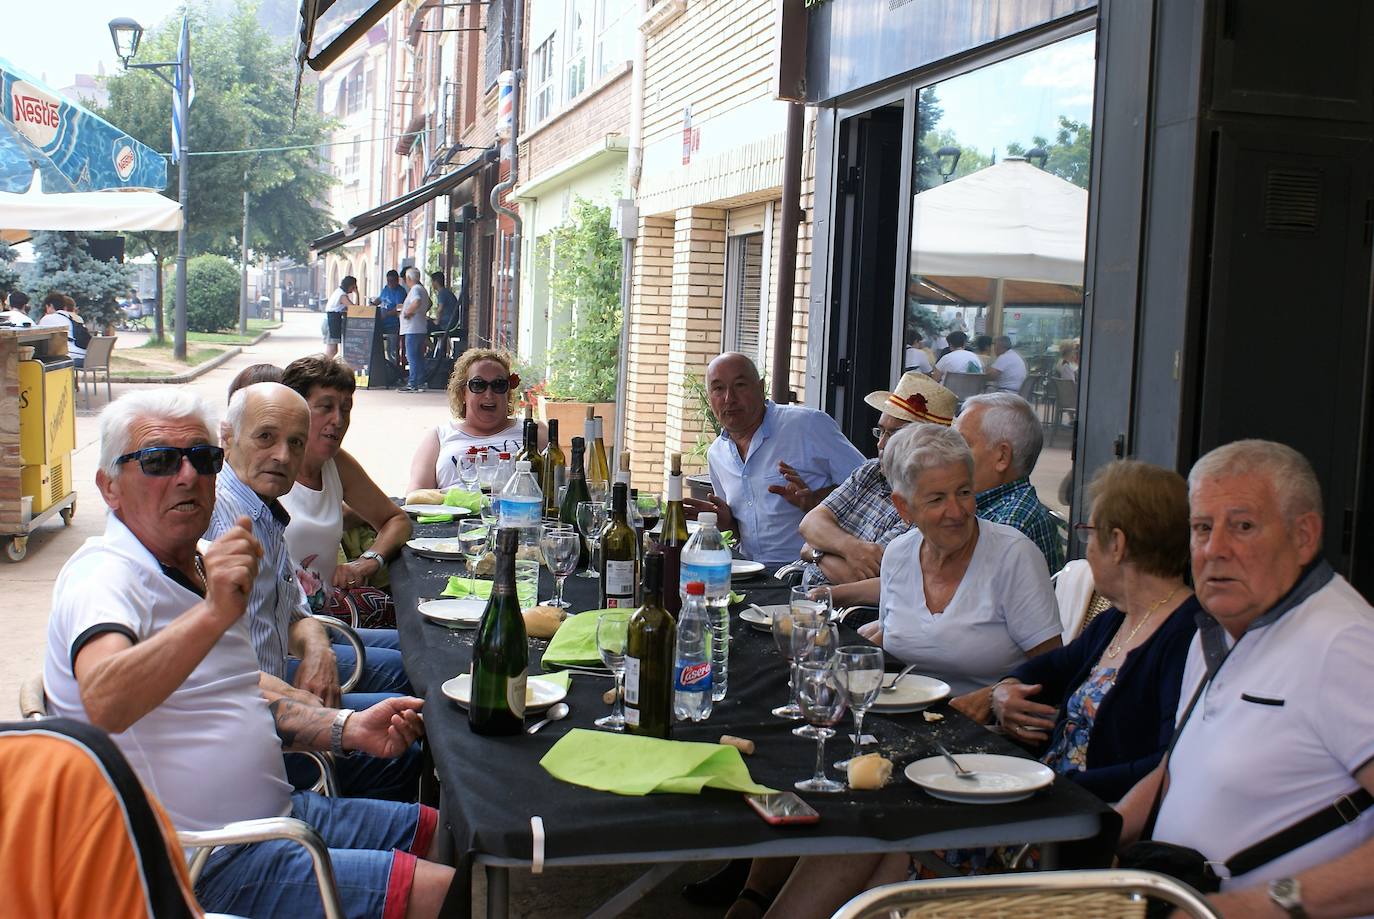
(407, 537, 468, 560)
(740, 604, 788, 632)
(417, 597, 486, 627)
(649, 519, 701, 536)
(869, 673, 951, 713)
(401, 504, 469, 518)
(904, 754, 1055, 804)
(441, 673, 568, 712)
(731, 559, 766, 579)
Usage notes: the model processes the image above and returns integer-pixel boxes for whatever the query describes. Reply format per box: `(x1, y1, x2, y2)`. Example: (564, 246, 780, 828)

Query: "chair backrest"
(0, 718, 202, 919)
(84, 335, 118, 369)
(833, 870, 1220, 919)
(1053, 375, 1078, 411)
(1052, 558, 1096, 641)
(942, 371, 986, 400)
(1017, 373, 1041, 403)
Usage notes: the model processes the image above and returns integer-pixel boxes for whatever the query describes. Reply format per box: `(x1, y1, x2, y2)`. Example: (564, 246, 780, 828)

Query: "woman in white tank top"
(406, 348, 545, 493)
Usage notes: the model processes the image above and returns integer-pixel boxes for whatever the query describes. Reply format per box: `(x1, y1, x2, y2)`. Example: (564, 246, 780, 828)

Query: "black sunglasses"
(116, 444, 224, 477)
(467, 376, 511, 395)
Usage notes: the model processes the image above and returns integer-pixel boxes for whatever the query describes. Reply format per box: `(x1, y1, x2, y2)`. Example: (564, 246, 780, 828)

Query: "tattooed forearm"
(268, 697, 336, 752)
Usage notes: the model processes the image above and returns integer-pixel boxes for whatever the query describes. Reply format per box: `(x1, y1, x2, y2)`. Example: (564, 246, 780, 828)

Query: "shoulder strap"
(1224, 788, 1374, 877)
(1142, 669, 1212, 841)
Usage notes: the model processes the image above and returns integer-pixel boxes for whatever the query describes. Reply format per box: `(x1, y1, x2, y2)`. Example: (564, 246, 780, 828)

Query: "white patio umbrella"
(909, 158, 1087, 333)
(0, 170, 182, 236)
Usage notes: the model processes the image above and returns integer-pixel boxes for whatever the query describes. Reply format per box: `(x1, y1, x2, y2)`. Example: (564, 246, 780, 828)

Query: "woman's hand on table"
(950, 686, 996, 724)
(991, 680, 1057, 739)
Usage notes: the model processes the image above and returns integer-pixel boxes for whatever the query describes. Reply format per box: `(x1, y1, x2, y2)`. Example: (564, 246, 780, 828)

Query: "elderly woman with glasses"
(407, 348, 545, 493)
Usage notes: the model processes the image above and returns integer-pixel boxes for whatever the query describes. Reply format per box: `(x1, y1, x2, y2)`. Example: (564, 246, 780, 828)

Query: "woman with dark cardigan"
(991, 459, 1198, 802)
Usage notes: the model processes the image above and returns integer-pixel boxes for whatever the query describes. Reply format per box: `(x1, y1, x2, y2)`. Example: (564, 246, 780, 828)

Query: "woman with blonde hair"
(407, 348, 543, 492)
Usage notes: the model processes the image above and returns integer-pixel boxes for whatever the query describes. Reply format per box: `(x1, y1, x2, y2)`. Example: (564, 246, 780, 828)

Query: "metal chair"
(940, 371, 987, 402)
(313, 614, 367, 693)
(832, 869, 1221, 919)
(1050, 376, 1078, 447)
(77, 334, 117, 408)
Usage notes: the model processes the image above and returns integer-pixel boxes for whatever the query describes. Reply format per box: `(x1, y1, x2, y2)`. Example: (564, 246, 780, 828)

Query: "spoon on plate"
(935, 742, 979, 780)
(881, 662, 919, 693)
(527, 702, 570, 735)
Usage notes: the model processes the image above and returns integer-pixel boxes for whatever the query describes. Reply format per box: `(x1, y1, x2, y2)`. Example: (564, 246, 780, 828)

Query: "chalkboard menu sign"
(342, 302, 384, 389)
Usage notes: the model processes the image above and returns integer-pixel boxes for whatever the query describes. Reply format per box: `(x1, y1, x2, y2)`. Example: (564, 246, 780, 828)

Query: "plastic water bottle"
(673, 582, 713, 722)
(498, 460, 543, 549)
(681, 512, 732, 701)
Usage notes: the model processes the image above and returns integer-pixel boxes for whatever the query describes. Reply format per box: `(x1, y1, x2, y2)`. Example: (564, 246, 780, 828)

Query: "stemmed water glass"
(794, 660, 848, 793)
(833, 646, 884, 769)
(457, 453, 479, 493)
(456, 519, 489, 596)
(771, 605, 824, 718)
(575, 500, 607, 579)
(595, 612, 630, 731)
(791, 622, 839, 737)
(476, 451, 498, 494)
(540, 525, 580, 609)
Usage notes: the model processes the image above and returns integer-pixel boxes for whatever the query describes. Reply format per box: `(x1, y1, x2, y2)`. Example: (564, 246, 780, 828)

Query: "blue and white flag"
(171, 16, 194, 163)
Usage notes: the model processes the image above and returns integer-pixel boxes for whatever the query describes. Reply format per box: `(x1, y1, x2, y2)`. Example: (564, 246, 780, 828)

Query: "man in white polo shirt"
(1115, 439, 1374, 918)
(43, 389, 455, 919)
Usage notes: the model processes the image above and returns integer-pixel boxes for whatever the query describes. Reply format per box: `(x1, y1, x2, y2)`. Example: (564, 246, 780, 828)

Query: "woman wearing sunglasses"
(407, 348, 545, 493)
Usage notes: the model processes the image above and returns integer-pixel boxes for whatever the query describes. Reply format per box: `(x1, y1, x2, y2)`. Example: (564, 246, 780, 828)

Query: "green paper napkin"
(443, 576, 493, 599)
(728, 591, 746, 605)
(535, 671, 572, 690)
(541, 610, 609, 667)
(720, 529, 737, 549)
(444, 488, 482, 511)
(418, 513, 457, 523)
(540, 728, 775, 796)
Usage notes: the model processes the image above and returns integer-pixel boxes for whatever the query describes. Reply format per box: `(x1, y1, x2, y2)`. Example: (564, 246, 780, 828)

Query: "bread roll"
(846, 753, 893, 790)
(405, 488, 447, 506)
(523, 605, 564, 639)
(603, 687, 620, 705)
(719, 735, 755, 755)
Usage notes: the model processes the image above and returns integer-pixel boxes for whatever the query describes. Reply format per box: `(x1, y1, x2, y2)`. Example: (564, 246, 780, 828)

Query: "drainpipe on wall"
(613, 0, 649, 467)
(771, 102, 804, 405)
(489, 0, 524, 350)
(627, 0, 648, 194)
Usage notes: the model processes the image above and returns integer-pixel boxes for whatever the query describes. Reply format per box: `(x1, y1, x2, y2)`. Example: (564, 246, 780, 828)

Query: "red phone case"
(746, 794, 820, 825)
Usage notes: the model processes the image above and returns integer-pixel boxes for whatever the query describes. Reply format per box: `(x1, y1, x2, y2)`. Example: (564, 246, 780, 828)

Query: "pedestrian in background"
(399, 267, 432, 393)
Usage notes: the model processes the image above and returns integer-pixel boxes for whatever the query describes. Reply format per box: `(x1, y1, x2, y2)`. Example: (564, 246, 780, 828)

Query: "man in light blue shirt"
(688, 352, 865, 567)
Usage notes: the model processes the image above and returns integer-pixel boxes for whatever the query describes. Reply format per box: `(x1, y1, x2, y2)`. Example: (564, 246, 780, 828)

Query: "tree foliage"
(24, 232, 132, 330)
(99, 1, 336, 264)
(1006, 116, 1093, 189)
(0, 240, 19, 300)
(544, 199, 621, 403)
(184, 254, 240, 332)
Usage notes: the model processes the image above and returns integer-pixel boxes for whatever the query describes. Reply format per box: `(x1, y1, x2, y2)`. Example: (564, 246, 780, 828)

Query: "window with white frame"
(526, 0, 635, 123)
(345, 71, 364, 115)
(565, 0, 590, 102)
(725, 233, 766, 366)
(531, 35, 557, 125)
(343, 135, 361, 179)
(594, 0, 635, 82)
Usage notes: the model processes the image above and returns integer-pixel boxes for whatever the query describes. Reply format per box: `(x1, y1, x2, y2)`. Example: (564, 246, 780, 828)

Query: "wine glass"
(791, 622, 839, 738)
(771, 605, 823, 718)
(833, 646, 884, 769)
(575, 500, 607, 579)
(456, 519, 489, 595)
(794, 660, 848, 794)
(457, 453, 479, 492)
(479, 493, 499, 534)
(540, 526, 580, 609)
(588, 481, 609, 505)
(635, 492, 662, 531)
(476, 451, 497, 493)
(791, 585, 832, 623)
(595, 612, 631, 731)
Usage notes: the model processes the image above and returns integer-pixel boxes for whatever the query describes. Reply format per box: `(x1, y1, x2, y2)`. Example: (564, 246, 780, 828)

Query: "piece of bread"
(523, 604, 563, 639)
(405, 488, 447, 506)
(603, 687, 620, 704)
(719, 735, 755, 756)
(846, 753, 893, 790)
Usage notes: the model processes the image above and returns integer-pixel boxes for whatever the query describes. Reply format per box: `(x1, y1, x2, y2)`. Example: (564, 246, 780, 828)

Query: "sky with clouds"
(4, 0, 185, 90)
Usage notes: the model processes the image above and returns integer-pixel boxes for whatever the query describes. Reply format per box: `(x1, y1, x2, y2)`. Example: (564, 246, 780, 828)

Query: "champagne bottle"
(624, 551, 676, 738)
(600, 482, 639, 609)
(659, 452, 691, 616)
(540, 418, 566, 519)
(469, 527, 528, 735)
(584, 407, 609, 497)
(517, 418, 543, 489)
(560, 437, 593, 567)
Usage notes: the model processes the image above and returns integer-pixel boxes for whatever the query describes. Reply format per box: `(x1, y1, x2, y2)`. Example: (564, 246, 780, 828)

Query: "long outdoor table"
(392, 525, 1119, 919)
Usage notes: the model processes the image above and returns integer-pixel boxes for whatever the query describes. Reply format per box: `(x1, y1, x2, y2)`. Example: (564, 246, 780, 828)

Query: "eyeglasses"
(466, 376, 511, 395)
(871, 425, 906, 441)
(1073, 522, 1096, 544)
(115, 444, 224, 477)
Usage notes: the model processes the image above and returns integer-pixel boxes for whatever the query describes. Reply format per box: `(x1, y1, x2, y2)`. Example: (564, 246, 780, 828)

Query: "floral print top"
(1042, 664, 1119, 774)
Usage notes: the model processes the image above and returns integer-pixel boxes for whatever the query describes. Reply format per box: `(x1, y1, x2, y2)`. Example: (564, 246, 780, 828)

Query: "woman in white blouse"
(859, 423, 1062, 721)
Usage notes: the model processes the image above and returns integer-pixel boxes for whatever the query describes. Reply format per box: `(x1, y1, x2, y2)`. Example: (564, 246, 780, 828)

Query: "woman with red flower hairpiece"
(407, 348, 546, 492)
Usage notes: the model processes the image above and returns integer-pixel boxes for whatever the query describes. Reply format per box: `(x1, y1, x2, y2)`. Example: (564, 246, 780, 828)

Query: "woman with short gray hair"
(864, 423, 1062, 713)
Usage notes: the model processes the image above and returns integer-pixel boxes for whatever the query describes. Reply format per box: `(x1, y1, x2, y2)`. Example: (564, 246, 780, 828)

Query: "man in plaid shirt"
(797, 373, 958, 605)
(954, 392, 1065, 572)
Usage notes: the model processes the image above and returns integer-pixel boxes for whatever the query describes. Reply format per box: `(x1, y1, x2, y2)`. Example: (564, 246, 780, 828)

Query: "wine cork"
(846, 753, 893, 790)
(719, 735, 755, 755)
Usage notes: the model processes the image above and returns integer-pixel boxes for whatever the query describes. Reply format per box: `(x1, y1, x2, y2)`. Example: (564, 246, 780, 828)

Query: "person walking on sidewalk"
(399, 267, 432, 393)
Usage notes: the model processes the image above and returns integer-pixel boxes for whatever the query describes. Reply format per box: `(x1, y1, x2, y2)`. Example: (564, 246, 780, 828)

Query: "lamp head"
(936, 145, 961, 180)
(109, 17, 144, 66)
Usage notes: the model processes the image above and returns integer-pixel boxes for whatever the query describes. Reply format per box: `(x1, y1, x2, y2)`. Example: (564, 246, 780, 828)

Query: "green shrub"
(185, 255, 240, 333)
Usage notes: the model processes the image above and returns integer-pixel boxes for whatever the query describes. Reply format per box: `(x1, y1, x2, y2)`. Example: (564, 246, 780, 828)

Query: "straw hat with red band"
(864, 372, 958, 426)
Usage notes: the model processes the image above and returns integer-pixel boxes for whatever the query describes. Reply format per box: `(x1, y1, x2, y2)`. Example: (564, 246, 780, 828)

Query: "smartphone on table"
(745, 792, 820, 825)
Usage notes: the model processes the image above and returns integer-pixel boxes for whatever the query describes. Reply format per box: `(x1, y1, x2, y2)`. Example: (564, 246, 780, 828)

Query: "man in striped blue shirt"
(208, 382, 419, 800)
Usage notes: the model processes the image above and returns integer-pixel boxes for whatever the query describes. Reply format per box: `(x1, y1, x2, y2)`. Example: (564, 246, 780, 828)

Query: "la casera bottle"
(469, 527, 528, 735)
(659, 452, 690, 616)
(600, 482, 639, 609)
(624, 551, 676, 738)
(540, 418, 566, 518)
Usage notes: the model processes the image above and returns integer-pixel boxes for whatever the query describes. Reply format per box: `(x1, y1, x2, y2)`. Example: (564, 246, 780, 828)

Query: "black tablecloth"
(393, 525, 1118, 892)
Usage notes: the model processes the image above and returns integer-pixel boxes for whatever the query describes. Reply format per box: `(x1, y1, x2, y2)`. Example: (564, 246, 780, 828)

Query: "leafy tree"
(184, 254, 241, 332)
(544, 199, 621, 403)
(920, 128, 993, 184)
(1006, 116, 1093, 189)
(24, 232, 132, 331)
(0, 240, 19, 300)
(913, 87, 945, 193)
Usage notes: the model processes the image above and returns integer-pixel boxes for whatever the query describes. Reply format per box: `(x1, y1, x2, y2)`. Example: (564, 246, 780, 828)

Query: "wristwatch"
(330, 708, 354, 757)
(359, 549, 385, 570)
(1268, 878, 1307, 918)
(806, 547, 824, 564)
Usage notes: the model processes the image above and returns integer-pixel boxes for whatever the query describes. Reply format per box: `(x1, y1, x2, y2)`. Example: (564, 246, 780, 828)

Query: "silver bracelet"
(330, 708, 354, 757)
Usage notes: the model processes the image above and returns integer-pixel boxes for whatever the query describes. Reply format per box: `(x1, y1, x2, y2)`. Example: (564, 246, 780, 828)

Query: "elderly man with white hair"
(954, 391, 1064, 572)
(399, 265, 433, 392)
(43, 389, 454, 919)
(1115, 440, 1374, 918)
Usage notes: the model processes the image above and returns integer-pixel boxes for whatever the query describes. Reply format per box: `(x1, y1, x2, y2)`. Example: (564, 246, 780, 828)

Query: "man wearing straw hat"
(796, 372, 958, 606)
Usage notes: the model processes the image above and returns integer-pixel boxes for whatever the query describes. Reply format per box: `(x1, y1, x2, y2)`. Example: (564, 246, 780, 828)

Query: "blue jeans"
(404, 332, 427, 388)
(194, 791, 436, 919)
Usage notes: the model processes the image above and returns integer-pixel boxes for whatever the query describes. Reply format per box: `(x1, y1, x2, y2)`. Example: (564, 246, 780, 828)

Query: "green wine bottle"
(559, 437, 593, 567)
(659, 452, 691, 616)
(624, 551, 676, 738)
(517, 418, 543, 491)
(469, 527, 528, 735)
(600, 482, 639, 609)
(540, 418, 566, 519)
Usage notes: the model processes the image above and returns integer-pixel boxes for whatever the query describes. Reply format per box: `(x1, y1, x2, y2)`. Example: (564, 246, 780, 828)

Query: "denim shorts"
(193, 791, 437, 919)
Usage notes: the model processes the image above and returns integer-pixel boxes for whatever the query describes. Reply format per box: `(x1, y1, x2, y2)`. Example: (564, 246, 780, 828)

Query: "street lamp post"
(110, 16, 191, 361)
